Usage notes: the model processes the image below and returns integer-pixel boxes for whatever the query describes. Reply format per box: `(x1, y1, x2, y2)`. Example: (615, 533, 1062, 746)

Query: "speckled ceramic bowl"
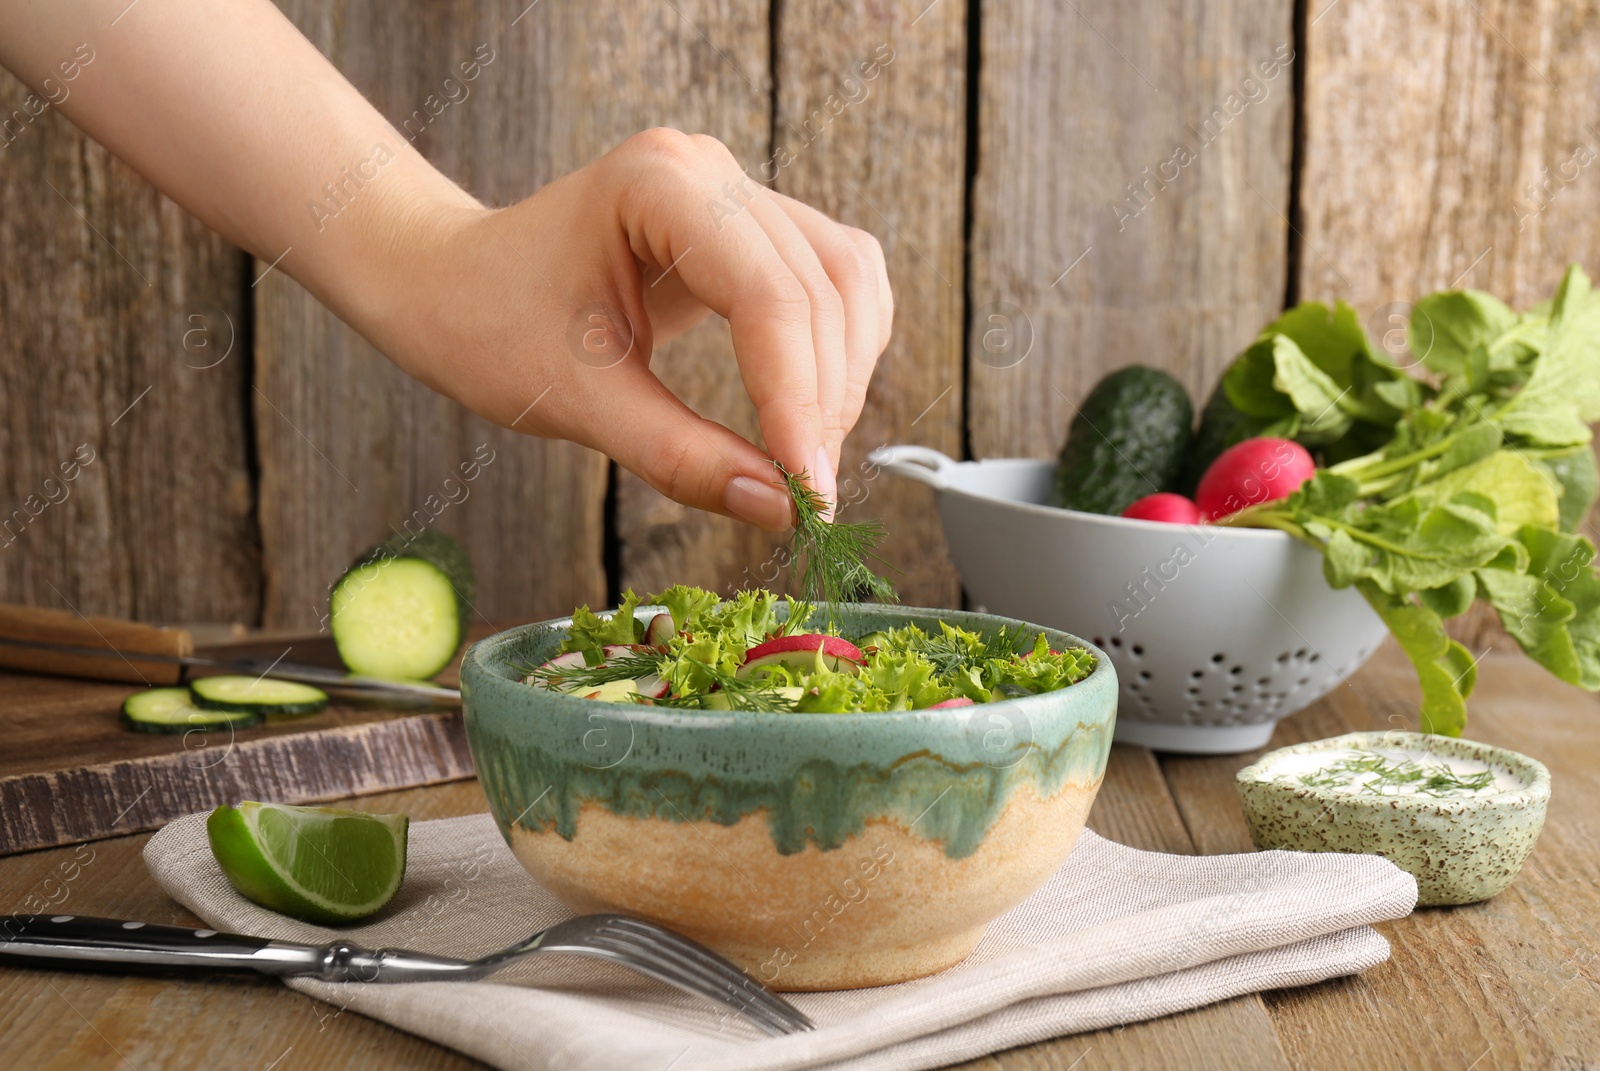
(461, 604, 1117, 990)
(1236, 731, 1550, 906)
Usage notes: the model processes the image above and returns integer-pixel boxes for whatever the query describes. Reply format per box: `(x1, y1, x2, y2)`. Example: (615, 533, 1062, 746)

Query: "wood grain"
(256, 1, 607, 631)
(0, 634, 474, 855)
(0, 781, 490, 1071)
(968, 0, 1294, 461)
(1299, 0, 1600, 645)
(2, 645, 1598, 1068)
(565, 0, 777, 599)
(771, 0, 967, 608)
(0, 70, 259, 626)
(1161, 644, 1600, 1070)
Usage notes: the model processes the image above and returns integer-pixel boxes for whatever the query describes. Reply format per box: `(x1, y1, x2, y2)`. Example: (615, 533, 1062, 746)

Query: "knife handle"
(0, 604, 191, 685)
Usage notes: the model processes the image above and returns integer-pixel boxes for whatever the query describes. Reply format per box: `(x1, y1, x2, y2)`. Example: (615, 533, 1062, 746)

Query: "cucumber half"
(329, 531, 475, 681)
(122, 687, 262, 734)
(190, 676, 330, 716)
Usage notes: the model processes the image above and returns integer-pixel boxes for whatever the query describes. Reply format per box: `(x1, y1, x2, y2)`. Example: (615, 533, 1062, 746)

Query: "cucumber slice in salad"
(190, 676, 330, 716)
(121, 687, 262, 733)
(329, 531, 475, 680)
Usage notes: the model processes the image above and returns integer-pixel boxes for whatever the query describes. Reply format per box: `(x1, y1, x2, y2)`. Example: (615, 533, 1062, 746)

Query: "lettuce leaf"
(560, 590, 644, 662)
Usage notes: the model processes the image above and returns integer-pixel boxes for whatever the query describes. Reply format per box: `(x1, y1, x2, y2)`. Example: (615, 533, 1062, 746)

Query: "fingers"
(771, 195, 890, 442)
(586, 358, 796, 532)
(603, 128, 889, 519)
(739, 190, 847, 500)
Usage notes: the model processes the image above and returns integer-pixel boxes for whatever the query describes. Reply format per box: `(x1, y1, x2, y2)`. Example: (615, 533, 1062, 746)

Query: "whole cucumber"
(1175, 378, 1250, 497)
(1053, 366, 1194, 515)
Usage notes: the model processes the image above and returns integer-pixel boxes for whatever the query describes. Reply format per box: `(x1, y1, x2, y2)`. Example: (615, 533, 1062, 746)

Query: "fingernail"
(726, 475, 793, 531)
(814, 445, 838, 522)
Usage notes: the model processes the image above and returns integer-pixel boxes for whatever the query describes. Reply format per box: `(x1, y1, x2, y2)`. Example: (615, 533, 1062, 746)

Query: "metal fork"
(0, 913, 814, 1036)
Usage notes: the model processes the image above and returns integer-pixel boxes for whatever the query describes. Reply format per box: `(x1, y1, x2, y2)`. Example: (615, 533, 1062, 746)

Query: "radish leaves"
(1222, 265, 1600, 734)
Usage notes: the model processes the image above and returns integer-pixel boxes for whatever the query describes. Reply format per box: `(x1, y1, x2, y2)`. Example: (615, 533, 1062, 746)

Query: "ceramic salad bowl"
(461, 603, 1117, 991)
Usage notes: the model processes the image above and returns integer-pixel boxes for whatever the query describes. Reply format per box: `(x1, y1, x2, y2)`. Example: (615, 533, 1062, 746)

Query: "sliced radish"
(602, 644, 654, 660)
(634, 673, 670, 699)
(524, 650, 587, 687)
(738, 634, 863, 678)
(927, 697, 975, 709)
(644, 613, 675, 647)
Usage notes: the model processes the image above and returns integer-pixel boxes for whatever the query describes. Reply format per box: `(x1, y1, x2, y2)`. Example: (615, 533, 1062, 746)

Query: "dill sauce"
(1260, 746, 1520, 798)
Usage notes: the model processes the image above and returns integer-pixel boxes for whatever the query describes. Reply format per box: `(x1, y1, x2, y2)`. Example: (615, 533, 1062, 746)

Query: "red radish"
(738, 634, 863, 678)
(634, 673, 670, 699)
(1121, 492, 1203, 525)
(644, 613, 675, 647)
(927, 697, 975, 709)
(1195, 438, 1315, 522)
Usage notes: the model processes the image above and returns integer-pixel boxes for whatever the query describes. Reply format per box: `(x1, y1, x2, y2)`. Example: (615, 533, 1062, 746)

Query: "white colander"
(871, 446, 1391, 754)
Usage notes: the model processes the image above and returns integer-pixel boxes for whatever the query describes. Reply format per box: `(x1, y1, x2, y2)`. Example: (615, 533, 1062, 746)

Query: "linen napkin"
(144, 812, 1416, 1071)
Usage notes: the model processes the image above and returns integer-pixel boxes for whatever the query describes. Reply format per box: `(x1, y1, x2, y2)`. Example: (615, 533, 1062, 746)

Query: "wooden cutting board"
(0, 632, 487, 856)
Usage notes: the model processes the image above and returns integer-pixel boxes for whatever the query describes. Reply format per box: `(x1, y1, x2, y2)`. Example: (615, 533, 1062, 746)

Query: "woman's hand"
(0, 2, 892, 531)
(385, 130, 893, 531)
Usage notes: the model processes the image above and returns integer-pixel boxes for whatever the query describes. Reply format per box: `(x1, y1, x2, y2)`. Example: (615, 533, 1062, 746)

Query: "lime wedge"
(206, 801, 408, 924)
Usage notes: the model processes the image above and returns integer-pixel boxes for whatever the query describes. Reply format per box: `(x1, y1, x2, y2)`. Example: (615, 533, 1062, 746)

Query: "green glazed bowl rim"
(461, 601, 1116, 729)
(1235, 730, 1551, 810)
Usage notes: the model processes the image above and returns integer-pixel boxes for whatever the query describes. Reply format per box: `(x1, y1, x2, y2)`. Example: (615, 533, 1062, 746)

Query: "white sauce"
(1261, 746, 1524, 797)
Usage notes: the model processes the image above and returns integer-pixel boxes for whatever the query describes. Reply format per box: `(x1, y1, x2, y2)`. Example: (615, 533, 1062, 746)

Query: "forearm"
(0, 0, 471, 335)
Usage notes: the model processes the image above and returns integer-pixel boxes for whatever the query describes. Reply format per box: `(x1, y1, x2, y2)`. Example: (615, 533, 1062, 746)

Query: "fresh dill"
(1295, 753, 1498, 798)
(527, 650, 664, 690)
(906, 624, 1032, 677)
(777, 463, 897, 610)
(639, 658, 798, 713)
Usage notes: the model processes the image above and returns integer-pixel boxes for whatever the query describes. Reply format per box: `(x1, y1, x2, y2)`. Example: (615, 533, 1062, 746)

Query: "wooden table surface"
(2, 643, 1596, 1071)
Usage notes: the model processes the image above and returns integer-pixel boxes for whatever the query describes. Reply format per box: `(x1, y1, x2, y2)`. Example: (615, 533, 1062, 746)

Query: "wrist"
(286, 155, 485, 387)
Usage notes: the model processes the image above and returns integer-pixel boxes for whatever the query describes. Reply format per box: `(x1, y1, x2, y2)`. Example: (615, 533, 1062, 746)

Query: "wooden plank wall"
(4, 0, 1600, 630)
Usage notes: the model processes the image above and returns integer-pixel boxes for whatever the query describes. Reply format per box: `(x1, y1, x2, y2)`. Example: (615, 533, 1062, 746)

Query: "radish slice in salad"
(634, 673, 670, 699)
(581, 679, 639, 702)
(738, 634, 864, 678)
(644, 613, 675, 647)
(927, 697, 975, 709)
(523, 650, 586, 686)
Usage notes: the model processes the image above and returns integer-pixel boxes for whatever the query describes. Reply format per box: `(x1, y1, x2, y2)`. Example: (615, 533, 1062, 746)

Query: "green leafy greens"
(1218, 265, 1600, 735)
(535, 586, 1095, 713)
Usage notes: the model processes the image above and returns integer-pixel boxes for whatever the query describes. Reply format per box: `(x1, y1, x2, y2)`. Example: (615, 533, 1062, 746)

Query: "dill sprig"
(527, 650, 664, 691)
(906, 624, 1033, 677)
(778, 463, 897, 610)
(639, 658, 798, 713)
(1296, 753, 1498, 797)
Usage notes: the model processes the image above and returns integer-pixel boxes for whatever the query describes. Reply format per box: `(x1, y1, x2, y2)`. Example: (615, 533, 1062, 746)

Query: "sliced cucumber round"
(329, 531, 474, 681)
(122, 687, 262, 734)
(190, 676, 330, 716)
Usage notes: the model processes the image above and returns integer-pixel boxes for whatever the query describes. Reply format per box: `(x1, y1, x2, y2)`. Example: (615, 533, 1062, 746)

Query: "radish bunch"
(1120, 438, 1316, 525)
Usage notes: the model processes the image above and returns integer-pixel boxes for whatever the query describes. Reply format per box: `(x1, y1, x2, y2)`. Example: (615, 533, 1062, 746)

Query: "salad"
(517, 586, 1097, 713)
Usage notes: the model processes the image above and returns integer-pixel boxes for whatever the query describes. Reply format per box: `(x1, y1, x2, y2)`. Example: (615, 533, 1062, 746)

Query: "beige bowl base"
(508, 782, 1098, 991)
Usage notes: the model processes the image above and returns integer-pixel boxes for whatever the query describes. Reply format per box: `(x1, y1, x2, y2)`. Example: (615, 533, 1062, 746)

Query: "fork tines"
(586, 915, 815, 1035)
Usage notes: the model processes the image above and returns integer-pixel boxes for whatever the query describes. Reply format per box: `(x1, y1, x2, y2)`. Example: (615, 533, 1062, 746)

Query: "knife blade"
(0, 635, 460, 702)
